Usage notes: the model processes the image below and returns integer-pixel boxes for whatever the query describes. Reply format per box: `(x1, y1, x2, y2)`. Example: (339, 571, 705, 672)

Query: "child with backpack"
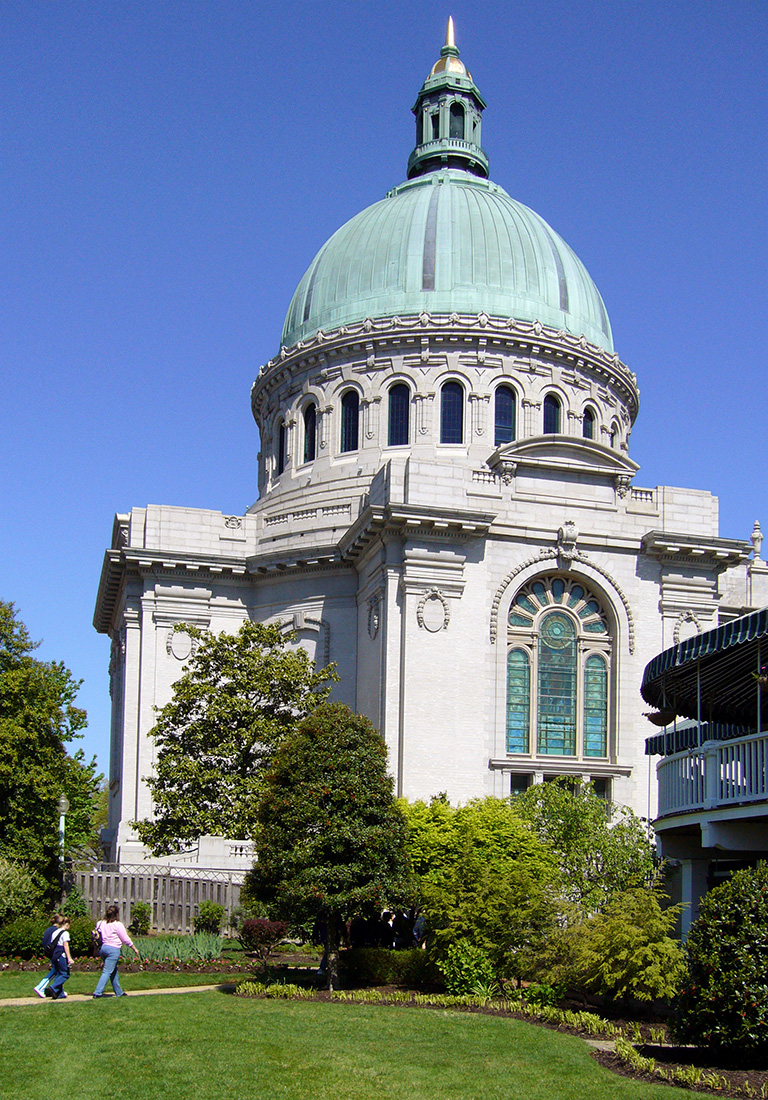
(34, 913, 65, 997)
(46, 916, 73, 1000)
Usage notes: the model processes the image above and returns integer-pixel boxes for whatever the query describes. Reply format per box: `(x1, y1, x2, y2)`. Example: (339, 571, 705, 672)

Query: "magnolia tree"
(135, 621, 336, 855)
(246, 703, 413, 990)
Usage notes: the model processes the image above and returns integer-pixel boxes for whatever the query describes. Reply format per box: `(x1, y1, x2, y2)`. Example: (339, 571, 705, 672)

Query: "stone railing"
(657, 731, 768, 817)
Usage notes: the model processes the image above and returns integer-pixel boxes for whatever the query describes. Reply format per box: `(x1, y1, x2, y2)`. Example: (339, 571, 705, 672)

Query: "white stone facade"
(94, 311, 766, 869)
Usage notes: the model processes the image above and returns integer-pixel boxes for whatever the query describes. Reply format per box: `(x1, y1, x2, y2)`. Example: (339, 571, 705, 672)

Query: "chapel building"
(95, 25, 766, 869)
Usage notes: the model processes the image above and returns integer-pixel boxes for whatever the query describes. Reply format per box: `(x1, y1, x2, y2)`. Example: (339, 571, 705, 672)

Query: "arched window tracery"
(506, 574, 610, 759)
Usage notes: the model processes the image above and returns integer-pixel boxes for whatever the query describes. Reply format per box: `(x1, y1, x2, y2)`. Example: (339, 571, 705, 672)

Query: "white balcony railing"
(657, 731, 768, 818)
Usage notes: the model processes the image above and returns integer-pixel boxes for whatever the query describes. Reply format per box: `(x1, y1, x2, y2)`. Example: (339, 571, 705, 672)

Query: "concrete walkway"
(0, 983, 236, 1007)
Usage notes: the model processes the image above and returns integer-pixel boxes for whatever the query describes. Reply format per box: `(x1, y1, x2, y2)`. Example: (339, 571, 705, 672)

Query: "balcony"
(657, 731, 768, 818)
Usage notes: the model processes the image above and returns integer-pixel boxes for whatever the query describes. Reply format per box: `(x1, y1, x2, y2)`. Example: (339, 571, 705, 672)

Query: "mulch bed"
(592, 1047, 768, 1098)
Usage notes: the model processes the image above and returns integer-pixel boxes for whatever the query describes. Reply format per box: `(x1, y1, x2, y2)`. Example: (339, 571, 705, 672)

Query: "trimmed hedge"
(340, 948, 442, 990)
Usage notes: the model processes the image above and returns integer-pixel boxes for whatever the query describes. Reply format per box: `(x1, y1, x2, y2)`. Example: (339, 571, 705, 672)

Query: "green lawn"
(0, 989, 692, 1100)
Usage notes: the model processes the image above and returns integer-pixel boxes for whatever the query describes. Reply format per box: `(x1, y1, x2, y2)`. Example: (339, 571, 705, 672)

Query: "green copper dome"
(281, 27, 613, 353)
(282, 171, 613, 351)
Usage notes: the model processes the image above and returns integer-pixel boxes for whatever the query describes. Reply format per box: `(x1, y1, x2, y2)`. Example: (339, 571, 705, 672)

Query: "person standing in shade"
(47, 917, 74, 1000)
(92, 904, 142, 998)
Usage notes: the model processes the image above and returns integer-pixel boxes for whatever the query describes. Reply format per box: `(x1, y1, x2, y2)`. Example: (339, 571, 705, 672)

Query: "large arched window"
(582, 407, 595, 440)
(506, 575, 611, 758)
(449, 102, 464, 139)
(440, 381, 464, 444)
(340, 390, 359, 453)
(543, 394, 561, 434)
(388, 383, 410, 447)
(303, 403, 317, 464)
(494, 385, 516, 447)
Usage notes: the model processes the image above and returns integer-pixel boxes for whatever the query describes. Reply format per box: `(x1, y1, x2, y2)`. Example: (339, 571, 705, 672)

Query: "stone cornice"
(641, 531, 751, 571)
(251, 313, 639, 419)
(93, 547, 249, 634)
(338, 502, 496, 563)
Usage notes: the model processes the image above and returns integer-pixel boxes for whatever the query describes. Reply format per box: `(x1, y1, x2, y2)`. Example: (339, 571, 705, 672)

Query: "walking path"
(0, 983, 236, 1007)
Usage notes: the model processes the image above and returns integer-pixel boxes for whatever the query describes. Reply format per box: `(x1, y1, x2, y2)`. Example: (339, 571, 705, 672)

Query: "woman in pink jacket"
(92, 904, 142, 998)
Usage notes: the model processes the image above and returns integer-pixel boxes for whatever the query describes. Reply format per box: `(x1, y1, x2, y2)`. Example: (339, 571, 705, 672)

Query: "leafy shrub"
(129, 901, 152, 935)
(0, 915, 48, 958)
(0, 858, 43, 927)
(434, 939, 496, 995)
(546, 889, 685, 1003)
(672, 863, 768, 1051)
(341, 947, 442, 990)
(61, 885, 89, 919)
(238, 918, 288, 962)
(68, 915, 96, 957)
(194, 900, 225, 934)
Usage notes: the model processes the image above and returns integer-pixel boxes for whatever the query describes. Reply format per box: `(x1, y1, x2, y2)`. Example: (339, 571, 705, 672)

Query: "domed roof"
(281, 170, 613, 352)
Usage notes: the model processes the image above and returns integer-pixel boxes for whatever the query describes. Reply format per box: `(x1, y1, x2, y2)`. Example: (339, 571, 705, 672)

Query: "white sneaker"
(34, 986, 46, 998)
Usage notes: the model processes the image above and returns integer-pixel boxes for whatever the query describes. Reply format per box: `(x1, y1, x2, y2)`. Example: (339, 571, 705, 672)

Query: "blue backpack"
(41, 925, 63, 959)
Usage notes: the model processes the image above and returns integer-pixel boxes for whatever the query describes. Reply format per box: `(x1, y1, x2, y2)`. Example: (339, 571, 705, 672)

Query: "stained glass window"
(340, 391, 359, 453)
(537, 612, 576, 755)
(543, 394, 561, 434)
(506, 649, 530, 753)
(388, 384, 409, 446)
(440, 381, 463, 444)
(494, 386, 516, 446)
(583, 408, 595, 439)
(584, 655, 608, 757)
(303, 403, 316, 463)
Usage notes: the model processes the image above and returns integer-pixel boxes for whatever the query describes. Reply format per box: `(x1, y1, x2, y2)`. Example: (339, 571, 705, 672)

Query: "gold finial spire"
(446, 16, 456, 50)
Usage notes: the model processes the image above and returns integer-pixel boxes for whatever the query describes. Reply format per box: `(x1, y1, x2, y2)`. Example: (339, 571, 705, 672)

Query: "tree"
(0, 601, 99, 893)
(402, 797, 562, 985)
(135, 620, 336, 855)
(512, 779, 658, 914)
(246, 702, 413, 990)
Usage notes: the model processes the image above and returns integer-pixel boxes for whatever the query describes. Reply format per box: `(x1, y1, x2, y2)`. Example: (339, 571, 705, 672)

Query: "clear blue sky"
(2, 1, 766, 773)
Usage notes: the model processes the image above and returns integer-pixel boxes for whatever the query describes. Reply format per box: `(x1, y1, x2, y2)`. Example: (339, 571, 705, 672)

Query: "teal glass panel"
(537, 612, 576, 755)
(578, 599, 601, 619)
(552, 578, 565, 601)
(584, 655, 608, 757)
(509, 613, 532, 627)
(515, 594, 537, 614)
(506, 649, 530, 753)
(585, 620, 607, 633)
(532, 581, 548, 604)
(567, 585, 585, 607)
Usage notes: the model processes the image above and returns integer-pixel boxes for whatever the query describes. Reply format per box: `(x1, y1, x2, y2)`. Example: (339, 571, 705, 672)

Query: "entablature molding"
(642, 531, 751, 572)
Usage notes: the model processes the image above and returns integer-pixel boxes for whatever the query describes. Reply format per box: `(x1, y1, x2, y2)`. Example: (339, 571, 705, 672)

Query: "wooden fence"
(72, 866, 245, 934)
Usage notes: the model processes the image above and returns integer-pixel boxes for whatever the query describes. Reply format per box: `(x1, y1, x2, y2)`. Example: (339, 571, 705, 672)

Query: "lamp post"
(58, 794, 70, 892)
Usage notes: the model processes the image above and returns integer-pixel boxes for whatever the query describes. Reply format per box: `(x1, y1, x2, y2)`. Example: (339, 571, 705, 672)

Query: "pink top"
(97, 919, 135, 950)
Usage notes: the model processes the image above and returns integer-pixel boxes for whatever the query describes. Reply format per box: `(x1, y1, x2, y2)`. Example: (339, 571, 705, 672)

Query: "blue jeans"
(48, 954, 69, 998)
(93, 946, 124, 996)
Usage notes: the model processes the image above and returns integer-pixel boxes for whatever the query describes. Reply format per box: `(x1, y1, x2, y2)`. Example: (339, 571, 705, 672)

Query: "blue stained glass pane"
(584, 654, 608, 756)
(552, 578, 565, 600)
(585, 621, 607, 633)
(579, 599, 601, 619)
(494, 386, 515, 446)
(532, 581, 548, 604)
(567, 585, 585, 607)
(388, 384, 410, 446)
(537, 612, 576, 755)
(341, 391, 359, 453)
(507, 649, 530, 753)
(441, 382, 464, 444)
(515, 594, 536, 614)
(509, 613, 532, 627)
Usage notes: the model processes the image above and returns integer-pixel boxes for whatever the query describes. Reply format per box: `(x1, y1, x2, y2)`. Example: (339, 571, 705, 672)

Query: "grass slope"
(0, 992, 691, 1100)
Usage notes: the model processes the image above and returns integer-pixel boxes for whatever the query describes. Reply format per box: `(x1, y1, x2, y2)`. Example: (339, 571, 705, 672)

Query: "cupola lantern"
(407, 18, 489, 179)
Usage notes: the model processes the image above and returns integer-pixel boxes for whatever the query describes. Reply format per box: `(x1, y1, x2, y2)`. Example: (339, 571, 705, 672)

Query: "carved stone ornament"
(556, 520, 579, 566)
(417, 589, 450, 633)
(224, 516, 243, 530)
(367, 593, 381, 639)
(497, 460, 516, 485)
(166, 629, 196, 662)
(419, 312, 431, 327)
(615, 475, 632, 499)
(673, 610, 702, 645)
(751, 520, 764, 563)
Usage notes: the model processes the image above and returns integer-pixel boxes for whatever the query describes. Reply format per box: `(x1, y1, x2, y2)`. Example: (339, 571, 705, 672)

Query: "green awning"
(641, 606, 768, 725)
